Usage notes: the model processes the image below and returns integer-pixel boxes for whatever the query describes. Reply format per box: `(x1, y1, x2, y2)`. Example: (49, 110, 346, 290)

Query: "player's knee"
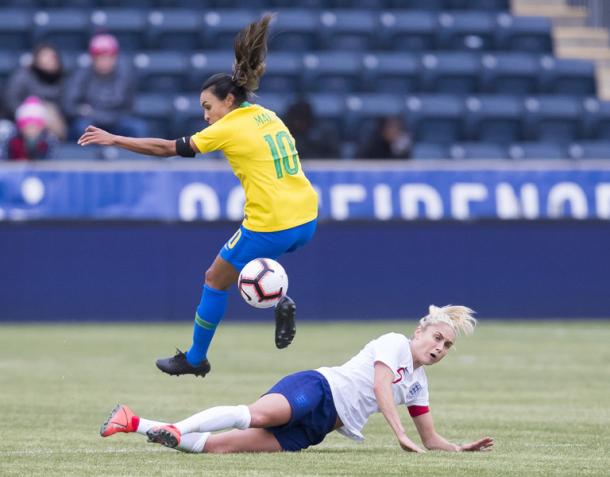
(204, 436, 236, 454)
(248, 408, 272, 428)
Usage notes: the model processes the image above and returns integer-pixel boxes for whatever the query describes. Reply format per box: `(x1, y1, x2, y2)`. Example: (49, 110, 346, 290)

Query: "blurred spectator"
(357, 116, 412, 160)
(64, 33, 147, 141)
(5, 43, 68, 140)
(284, 98, 340, 159)
(4, 96, 58, 161)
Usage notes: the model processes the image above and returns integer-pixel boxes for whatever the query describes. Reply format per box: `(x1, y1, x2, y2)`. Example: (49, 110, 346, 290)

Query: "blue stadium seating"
(481, 53, 539, 95)
(256, 93, 291, 116)
(318, 10, 377, 51)
(90, 9, 148, 51)
(568, 142, 610, 160)
(344, 93, 406, 140)
(396, 0, 508, 9)
(258, 52, 304, 94)
(201, 9, 258, 49)
(268, 9, 319, 52)
(523, 96, 582, 143)
(538, 57, 596, 96)
(134, 93, 172, 138)
(360, 52, 420, 94)
(146, 9, 203, 51)
(133, 51, 190, 93)
(56, 143, 103, 160)
(302, 52, 362, 93)
(420, 52, 481, 94)
(0, 51, 20, 92)
(187, 51, 234, 91)
(411, 142, 447, 160)
(508, 142, 568, 160)
(308, 93, 346, 135)
(465, 95, 524, 143)
(495, 14, 553, 52)
(171, 94, 207, 137)
(406, 95, 464, 143)
(437, 12, 496, 51)
(32, 9, 90, 51)
(0, 9, 32, 51)
(449, 142, 508, 159)
(377, 11, 438, 51)
(582, 98, 610, 140)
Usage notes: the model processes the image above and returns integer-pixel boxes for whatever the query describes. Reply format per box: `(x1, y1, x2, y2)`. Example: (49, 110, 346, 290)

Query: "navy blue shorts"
(264, 370, 338, 452)
(219, 219, 317, 271)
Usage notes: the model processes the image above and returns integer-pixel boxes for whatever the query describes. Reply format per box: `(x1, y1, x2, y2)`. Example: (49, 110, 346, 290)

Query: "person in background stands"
(358, 116, 412, 160)
(64, 33, 147, 141)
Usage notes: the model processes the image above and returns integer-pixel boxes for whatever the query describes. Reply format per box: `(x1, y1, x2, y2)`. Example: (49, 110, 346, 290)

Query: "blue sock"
(185, 285, 229, 366)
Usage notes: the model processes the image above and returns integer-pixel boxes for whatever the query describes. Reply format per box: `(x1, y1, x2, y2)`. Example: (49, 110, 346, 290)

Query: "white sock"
(174, 405, 251, 434)
(177, 432, 210, 453)
(136, 417, 168, 436)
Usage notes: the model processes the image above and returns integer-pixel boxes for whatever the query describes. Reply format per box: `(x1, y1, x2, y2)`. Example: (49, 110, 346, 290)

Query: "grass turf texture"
(1, 321, 608, 477)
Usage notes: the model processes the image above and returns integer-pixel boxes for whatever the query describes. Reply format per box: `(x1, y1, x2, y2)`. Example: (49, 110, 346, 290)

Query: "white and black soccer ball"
(238, 258, 288, 309)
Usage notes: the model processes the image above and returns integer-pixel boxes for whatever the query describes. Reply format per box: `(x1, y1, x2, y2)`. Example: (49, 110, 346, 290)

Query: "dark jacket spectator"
(5, 96, 58, 160)
(284, 99, 340, 159)
(64, 33, 147, 140)
(357, 116, 412, 160)
(5, 43, 68, 140)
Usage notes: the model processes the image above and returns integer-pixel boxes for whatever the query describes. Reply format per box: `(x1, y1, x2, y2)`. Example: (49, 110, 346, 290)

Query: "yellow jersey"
(191, 103, 318, 232)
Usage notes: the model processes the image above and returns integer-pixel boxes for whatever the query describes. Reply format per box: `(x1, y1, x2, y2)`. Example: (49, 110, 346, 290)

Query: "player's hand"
(398, 435, 426, 453)
(459, 436, 494, 452)
(77, 125, 116, 146)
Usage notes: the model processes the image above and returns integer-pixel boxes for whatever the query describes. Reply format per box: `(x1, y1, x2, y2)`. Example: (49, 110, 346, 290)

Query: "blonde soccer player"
(100, 305, 494, 454)
(78, 14, 318, 377)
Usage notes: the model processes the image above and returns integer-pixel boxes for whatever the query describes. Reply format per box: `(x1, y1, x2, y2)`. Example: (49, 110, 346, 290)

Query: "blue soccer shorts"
(219, 219, 317, 272)
(264, 370, 338, 452)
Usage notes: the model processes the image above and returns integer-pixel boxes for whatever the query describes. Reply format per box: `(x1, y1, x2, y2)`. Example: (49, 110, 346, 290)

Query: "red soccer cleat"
(146, 425, 181, 448)
(100, 404, 138, 437)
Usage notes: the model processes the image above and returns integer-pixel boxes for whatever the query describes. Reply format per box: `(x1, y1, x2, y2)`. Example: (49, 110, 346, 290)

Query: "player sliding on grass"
(78, 14, 318, 378)
(100, 305, 494, 454)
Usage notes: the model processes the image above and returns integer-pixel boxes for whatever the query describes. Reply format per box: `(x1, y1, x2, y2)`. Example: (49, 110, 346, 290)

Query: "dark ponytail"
(201, 14, 274, 105)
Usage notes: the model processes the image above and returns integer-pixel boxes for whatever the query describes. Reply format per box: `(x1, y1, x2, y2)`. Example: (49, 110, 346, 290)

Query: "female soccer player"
(78, 15, 318, 378)
(100, 305, 494, 454)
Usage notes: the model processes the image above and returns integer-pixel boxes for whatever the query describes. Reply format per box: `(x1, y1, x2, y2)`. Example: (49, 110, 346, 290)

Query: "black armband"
(175, 136, 196, 157)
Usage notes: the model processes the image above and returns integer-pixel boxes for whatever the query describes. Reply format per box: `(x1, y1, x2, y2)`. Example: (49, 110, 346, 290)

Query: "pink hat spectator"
(89, 33, 119, 57)
(16, 96, 47, 129)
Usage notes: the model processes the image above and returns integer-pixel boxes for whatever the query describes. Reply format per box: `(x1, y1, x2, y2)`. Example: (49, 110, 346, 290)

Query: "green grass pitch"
(1, 321, 609, 477)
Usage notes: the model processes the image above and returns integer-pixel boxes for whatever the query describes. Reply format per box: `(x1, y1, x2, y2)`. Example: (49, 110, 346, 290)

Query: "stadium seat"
(56, 143, 103, 160)
(406, 95, 464, 144)
(318, 10, 377, 51)
(449, 142, 508, 159)
(134, 51, 189, 93)
(308, 93, 346, 138)
(411, 142, 447, 160)
(32, 9, 89, 51)
(361, 52, 420, 94)
(327, 0, 386, 7)
(464, 95, 524, 143)
(257, 52, 303, 94)
(495, 14, 553, 52)
(437, 12, 496, 51)
(134, 93, 172, 138)
(146, 9, 203, 51)
(377, 11, 438, 51)
(302, 52, 361, 93)
(538, 56, 596, 96)
(420, 52, 481, 94)
(268, 9, 319, 52)
(568, 141, 610, 160)
(508, 142, 568, 160)
(581, 98, 610, 140)
(187, 51, 234, 91)
(171, 94, 207, 137)
(271, 0, 325, 8)
(524, 96, 582, 143)
(90, 9, 147, 51)
(344, 93, 407, 141)
(0, 51, 20, 92)
(255, 93, 291, 116)
(450, 0, 509, 10)
(480, 53, 539, 95)
(201, 10, 258, 50)
(100, 145, 157, 160)
(0, 9, 33, 51)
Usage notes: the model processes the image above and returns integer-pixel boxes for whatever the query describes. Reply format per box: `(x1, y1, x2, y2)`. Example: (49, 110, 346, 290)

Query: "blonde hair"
(419, 305, 477, 336)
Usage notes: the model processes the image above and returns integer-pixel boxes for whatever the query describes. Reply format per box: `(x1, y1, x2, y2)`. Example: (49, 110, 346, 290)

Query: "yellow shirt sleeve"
(191, 122, 230, 154)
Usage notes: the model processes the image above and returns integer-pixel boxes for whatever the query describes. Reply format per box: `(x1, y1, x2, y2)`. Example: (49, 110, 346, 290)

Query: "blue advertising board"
(2, 161, 610, 221)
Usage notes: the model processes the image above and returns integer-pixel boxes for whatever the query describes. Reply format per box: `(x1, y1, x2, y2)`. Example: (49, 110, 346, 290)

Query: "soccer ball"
(238, 258, 288, 309)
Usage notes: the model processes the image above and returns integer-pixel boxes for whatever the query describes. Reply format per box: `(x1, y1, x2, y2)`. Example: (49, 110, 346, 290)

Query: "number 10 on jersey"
(264, 132, 300, 179)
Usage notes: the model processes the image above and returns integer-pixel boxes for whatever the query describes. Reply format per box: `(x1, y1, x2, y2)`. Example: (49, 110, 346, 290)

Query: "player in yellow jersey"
(78, 14, 318, 378)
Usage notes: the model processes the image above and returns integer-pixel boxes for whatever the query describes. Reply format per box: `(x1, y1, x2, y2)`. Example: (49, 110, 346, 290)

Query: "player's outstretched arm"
(77, 125, 178, 157)
(373, 362, 426, 453)
(412, 412, 494, 452)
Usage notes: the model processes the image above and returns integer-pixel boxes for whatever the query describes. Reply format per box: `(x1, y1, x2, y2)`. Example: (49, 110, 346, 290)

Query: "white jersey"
(317, 332, 429, 442)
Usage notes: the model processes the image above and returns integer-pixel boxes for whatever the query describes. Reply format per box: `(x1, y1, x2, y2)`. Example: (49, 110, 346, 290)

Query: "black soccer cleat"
(275, 295, 296, 349)
(155, 349, 211, 377)
(147, 425, 181, 448)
